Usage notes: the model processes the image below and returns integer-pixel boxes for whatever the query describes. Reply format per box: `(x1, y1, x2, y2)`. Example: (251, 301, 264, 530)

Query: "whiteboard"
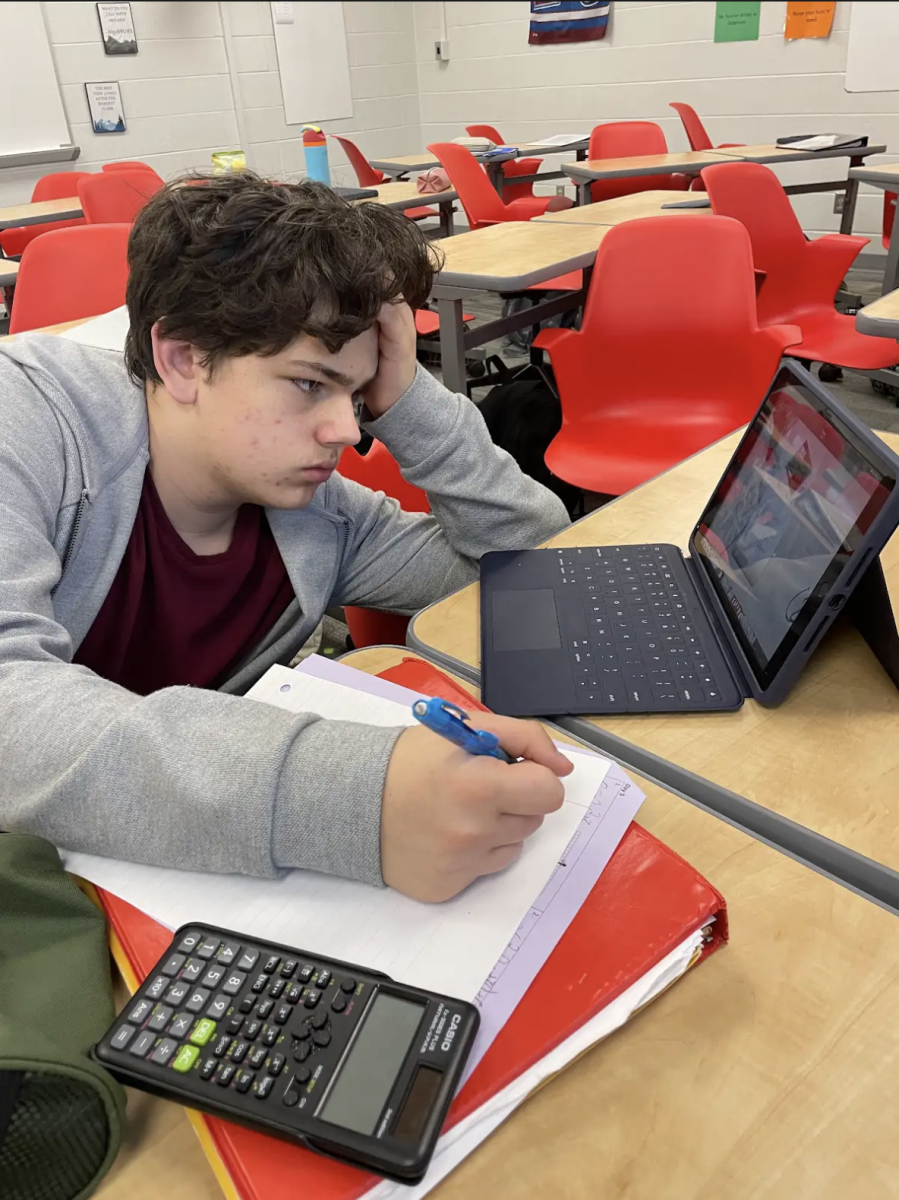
(846, 1, 899, 93)
(1, 2, 72, 158)
(271, 1, 353, 126)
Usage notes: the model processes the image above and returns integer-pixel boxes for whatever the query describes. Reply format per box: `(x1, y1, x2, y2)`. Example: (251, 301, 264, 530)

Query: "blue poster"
(529, 0, 611, 45)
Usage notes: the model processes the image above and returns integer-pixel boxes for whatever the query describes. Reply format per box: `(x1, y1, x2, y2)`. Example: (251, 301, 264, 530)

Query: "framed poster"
(85, 81, 126, 133)
(96, 3, 138, 54)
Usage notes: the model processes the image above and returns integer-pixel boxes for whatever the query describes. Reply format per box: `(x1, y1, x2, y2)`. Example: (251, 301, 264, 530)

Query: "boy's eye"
(293, 378, 322, 395)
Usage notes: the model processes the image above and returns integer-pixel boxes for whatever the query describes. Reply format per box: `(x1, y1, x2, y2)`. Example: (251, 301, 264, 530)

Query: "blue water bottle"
(302, 126, 331, 185)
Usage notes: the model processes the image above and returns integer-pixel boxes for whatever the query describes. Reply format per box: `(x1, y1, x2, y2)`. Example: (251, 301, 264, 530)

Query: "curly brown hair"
(124, 171, 441, 385)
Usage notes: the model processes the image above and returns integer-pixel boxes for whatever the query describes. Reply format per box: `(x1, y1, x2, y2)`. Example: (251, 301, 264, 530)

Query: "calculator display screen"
(319, 993, 425, 1136)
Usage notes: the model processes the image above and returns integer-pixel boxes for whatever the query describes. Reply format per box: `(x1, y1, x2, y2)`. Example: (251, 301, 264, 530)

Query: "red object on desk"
(92, 656, 727, 1200)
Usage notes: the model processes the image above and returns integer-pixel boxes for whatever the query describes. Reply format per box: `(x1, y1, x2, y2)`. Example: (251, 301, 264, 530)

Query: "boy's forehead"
(280, 326, 378, 367)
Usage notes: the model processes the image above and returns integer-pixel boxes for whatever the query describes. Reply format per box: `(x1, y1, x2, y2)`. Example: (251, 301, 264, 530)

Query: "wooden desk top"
(718, 143, 887, 165)
(534, 190, 712, 226)
(360, 180, 457, 210)
(369, 153, 439, 172)
(856, 287, 899, 338)
(0, 316, 90, 341)
(563, 151, 728, 182)
(433, 221, 608, 291)
(97, 646, 899, 1199)
(410, 429, 899, 884)
(0, 257, 20, 287)
(849, 161, 899, 188)
(0, 195, 82, 230)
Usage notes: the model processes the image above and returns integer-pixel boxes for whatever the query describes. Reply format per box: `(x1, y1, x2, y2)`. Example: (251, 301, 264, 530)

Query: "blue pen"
(411, 697, 513, 763)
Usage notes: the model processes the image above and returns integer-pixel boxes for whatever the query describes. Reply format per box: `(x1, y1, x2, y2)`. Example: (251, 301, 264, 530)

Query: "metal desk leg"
(577, 180, 591, 206)
(881, 193, 899, 295)
(436, 295, 467, 395)
(439, 200, 454, 237)
(486, 161, 504, 199)
(840, 175, 860, 235)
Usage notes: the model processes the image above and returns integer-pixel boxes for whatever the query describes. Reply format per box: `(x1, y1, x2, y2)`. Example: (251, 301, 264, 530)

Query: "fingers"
(497, 812, 545, 842)
(484, 759, 566, 818)
(475, 714, 574, 777)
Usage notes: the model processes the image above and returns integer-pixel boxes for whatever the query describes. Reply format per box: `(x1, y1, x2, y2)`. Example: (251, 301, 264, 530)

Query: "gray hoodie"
(0, 336, 568, 885)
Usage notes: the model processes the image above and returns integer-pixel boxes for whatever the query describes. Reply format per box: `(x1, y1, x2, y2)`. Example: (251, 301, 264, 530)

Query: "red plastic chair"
(336, 441, 430, 648)
(465, 124, 545, 201)
(102, 161, 160, 177)
(9, 224, 131, 334)
(0, 171, 91, 258)
(533, 215, 801, 496)
(701, 161, 899, 371)
(586, 122, 689, 204)
(883, 191, 897, 250)
(330, 135, 437, 222)
(669, 103, 743, 152)
(77, 170, 164, 224)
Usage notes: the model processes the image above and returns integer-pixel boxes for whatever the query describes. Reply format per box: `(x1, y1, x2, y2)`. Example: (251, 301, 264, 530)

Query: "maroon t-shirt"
(74, 470, 295, 695)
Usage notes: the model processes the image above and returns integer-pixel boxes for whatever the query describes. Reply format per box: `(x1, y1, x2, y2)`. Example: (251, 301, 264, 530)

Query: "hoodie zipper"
(59, 488, 90, 578)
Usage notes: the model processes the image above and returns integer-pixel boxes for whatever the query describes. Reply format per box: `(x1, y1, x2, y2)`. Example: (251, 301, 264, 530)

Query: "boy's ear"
(150, 323, 202, 405)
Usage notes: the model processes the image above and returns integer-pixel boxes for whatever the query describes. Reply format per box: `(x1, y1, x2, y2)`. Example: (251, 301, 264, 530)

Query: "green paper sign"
(714, 0, 761, 42)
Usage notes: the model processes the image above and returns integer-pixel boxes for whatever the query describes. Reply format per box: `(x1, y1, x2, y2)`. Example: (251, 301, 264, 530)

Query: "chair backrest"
(669, 102, 713, 152)
(102, 161, 154, 173)
(558, 215, 781, 413)
(331, 136, 385, 187)
(465, 124, 504, 145)
(32, 171, 92, 202)
(77, 170, 163, 224)
(9, 224, 131, 334)
(336, 441, 429, 513)
(586, 122, 680, 203)
(426, 142, 505, 228)
(884, 191, 897, 250)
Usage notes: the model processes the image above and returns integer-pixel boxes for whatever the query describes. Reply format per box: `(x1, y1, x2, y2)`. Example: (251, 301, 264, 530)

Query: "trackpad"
(491, 589, 562, 652)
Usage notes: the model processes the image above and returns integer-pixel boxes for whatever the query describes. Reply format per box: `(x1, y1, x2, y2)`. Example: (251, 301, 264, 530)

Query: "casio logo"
(440, 1013, 462, 1052)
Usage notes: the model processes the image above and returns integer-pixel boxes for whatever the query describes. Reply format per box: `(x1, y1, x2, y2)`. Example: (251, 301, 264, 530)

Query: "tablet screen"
(692, 373, 894, 688)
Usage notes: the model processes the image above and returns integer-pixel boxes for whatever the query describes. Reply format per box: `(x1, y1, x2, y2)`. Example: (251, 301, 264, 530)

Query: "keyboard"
(554, 544, 736, 712)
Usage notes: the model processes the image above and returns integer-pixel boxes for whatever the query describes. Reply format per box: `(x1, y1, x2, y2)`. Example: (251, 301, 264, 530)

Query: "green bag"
(0, 833, 126, 1200)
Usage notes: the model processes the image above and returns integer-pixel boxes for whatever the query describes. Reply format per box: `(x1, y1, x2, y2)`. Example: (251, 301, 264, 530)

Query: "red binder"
(89, 656, 727, 1200)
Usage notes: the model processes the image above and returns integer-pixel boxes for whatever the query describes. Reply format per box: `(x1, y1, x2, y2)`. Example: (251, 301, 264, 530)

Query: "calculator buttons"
(280, 960, 298, 979)
(189, 1019, 217, 1047)
(244, 1020, 262, 1041)
(127, 998, 154, 1025)
(200, 1058, 217, 1081)
(111, 1025, 134, 1051)
(310, 1010, 328, 1031)
(147, 1004, 174, 1032)
(168, 1013, 193, 1039)
(285, 984, 303, 1005)
(225, 1015, 244, 1036)
(176, 932, 201, 954)
(129, 1030, 156, 1058)
(239, 996, 256, 1014)
(262, 1026, 279, 1047)
(146, 975, 168, 1000)
(248, 1046, 268, 1070)
(267, 1053, 285, 1076)
(161, 954, 185, 977)
(217, 942, 241, 966)
(292, 1041, 312, 1063)
(315, 970, 331, 990)
(311, 1030, 331, 1048)
(234, 1069, 255, 1094)
(255, 1076, 275, 1100)
(282, 1088, 299, 1107)
(293, 1024, 310, 1041)
(263, 956, 280, 975)
(197, 938, 220, 960)
(251, 974, 268, 995)
(164, 981, 190, 1006)
(213, 1035, 232, 1058)
(330, 994, 347, 1014)
(185, 987, 211, 1014)
(274, 1006, 291, 1026)
(230, 1041, 249, 1064)
(181, 959, 204, 983)
(206, 994, 229, 1021)
(222, 972, 246, 996)
(298, 965, 314, 984)
(256, 999, 274, 1020)
(339, 978, 356, 993)
(303, 990, 321, 1009)
(200, 965, 225, 989)
(268, 979, 286, 1000)
(150, 1038, 178, 1066)
(237, 950, 259, 972)
(216, 1063, 236, 1087)
(294, 1065, 311, 1085)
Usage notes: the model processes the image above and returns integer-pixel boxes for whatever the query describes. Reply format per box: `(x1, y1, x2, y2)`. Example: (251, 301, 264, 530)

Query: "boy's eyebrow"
(286, 359, 375, 390)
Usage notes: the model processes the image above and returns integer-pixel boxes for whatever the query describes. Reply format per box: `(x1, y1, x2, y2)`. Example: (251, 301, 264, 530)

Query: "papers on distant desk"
(776, 133, 867, 152)
(62, 660, 643, 1073)
(526, 133, 590, 148)
(58, 305, 129, 351)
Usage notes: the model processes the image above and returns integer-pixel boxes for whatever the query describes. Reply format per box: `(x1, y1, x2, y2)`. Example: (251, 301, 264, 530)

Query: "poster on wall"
(529, 1, 611, 45)
(85, 81, 126, 133)
(784, 1, 835, 40)
(96, 3, 137, 54)
(714, 1, 761, 43)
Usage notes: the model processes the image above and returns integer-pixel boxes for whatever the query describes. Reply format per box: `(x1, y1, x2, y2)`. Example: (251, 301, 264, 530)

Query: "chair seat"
(504, 195, 552, 220)
(781, 311, 899, 370)
(404, 205, 440, 221)
(414, 308, 474, 335)
(546, 399, 754, 495)
(527, 270, 583, 292)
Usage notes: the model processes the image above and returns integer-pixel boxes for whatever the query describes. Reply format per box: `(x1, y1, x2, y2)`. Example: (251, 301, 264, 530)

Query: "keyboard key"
(244, 1020, 262, 1041)
(235, 1069, 255, 1094)
(185, 987, 212, 1014)
(176, 932, 201, 954)
(263, 956, 281, 975)
(226, 1015, 244, 1036)
(206, 993, 229, 1021)
(285, 984, 303, 1005)
(181, 959, 204, 983)
(237, 950, 259, 972)
(216, 1063, 236, 1087)
(297, 965, 314, 984)
(251, 974, 268, 994)
(111, 1025, 135, 1051)
(168, 1012, 193, 1039)
(310, 1010, 328, 1030)
(231, 1040, 249, 1064)
(331, 994, 347, 1013)
(268, 1053, 285, 1076)
(248, 1045, 268, 1070)
(190, 1018, 218, 1047)
(151, 1038, 179, 1066)
(311, 1029, 331, 1048)
(239, 996, 256, 1014)
(256, 999, 274, 1020)
(217, 942, 241, 966)
(316, 970, 331, 990)
(200, 965, 225, 990)
(200, 1057, 218, 1080)
(262, 1025, 279, 1047)
(274, 1005, 291, 1026)
(213, 1035, 232, 1058)
(293, 1040, 312, 1063)
(197, 938, 219, 960)
(223, 971, 247, 996)
(256, 1075, 275, 1100)
(282, 1088, 299, 1107)
(303, 990, 321, 1009)
(127, 998, 154, 1025)
(147, 1004, 174, 1032)
(268, 978, 286, 999)
(129, 1030, 156, 1058)
(164, 981, 190, 1007)
(161, 954, 186, 978)
(172, 1045, 200, 1073)
(280, 959, 298, 979)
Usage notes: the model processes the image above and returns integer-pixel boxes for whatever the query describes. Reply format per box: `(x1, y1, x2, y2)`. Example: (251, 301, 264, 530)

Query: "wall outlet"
(555, 185, 566, 196)
(435, 39, 450, 61)
(833, 194, 846, 213)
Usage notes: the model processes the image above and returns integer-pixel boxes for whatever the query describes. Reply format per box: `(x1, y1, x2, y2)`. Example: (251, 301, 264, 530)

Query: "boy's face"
(191, 326, 376, 510)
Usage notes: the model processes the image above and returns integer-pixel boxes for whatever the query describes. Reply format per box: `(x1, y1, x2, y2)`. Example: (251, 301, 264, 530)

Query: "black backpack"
(477, 360, 582, 515)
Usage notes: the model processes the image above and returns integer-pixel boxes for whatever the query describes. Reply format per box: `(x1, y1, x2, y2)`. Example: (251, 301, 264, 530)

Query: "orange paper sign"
(785, 1, 835, 39)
